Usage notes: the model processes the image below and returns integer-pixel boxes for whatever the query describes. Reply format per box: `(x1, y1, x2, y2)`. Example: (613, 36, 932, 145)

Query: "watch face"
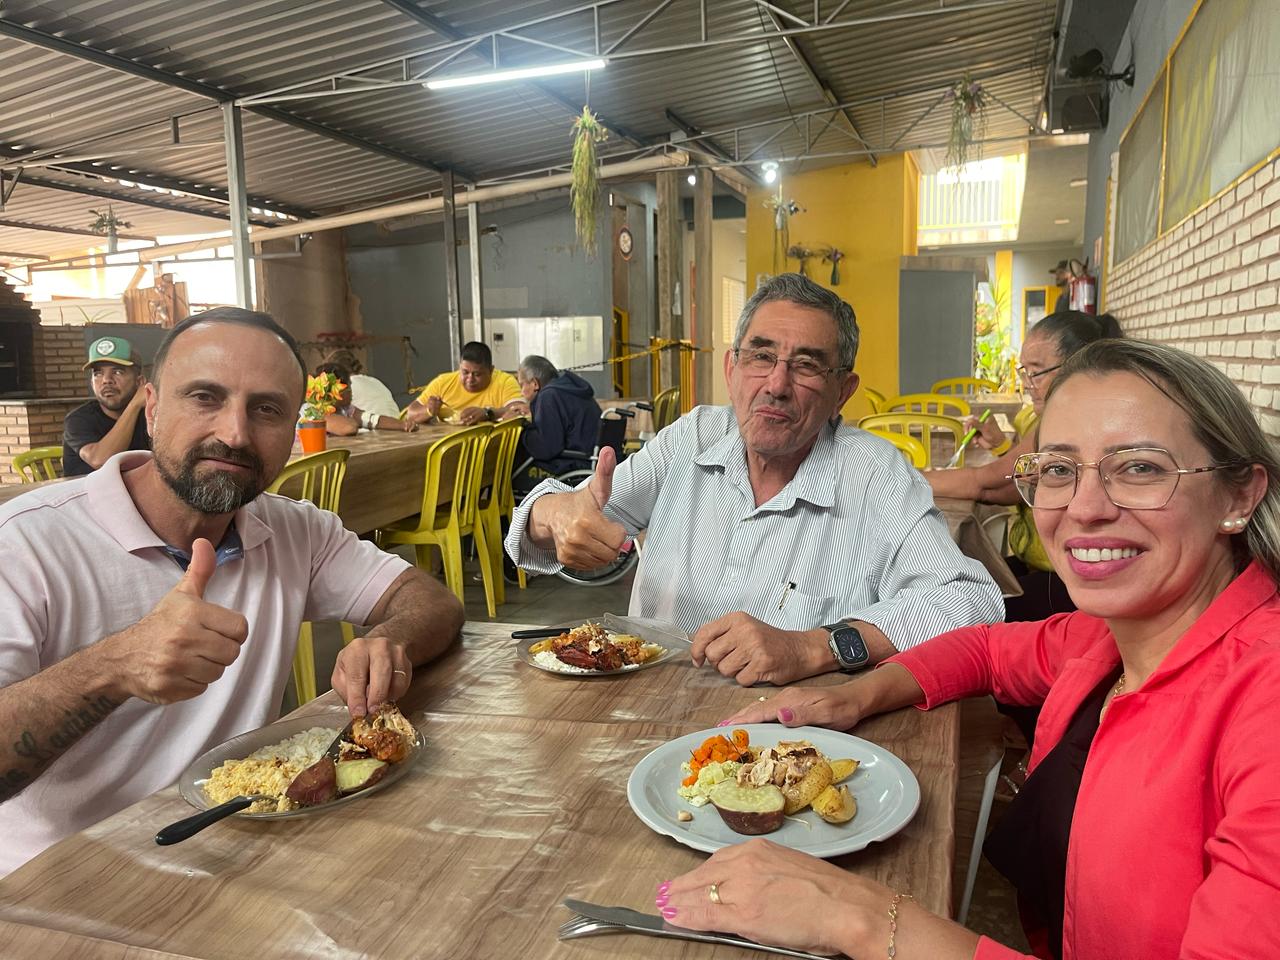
(617, 226, 634, 259)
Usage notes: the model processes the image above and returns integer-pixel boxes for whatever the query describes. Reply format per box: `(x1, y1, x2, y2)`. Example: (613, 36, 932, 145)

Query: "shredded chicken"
(736, 741, 821, 789)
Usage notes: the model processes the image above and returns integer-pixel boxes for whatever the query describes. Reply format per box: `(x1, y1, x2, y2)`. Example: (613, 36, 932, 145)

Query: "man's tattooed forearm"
(1, 694, 120, 803)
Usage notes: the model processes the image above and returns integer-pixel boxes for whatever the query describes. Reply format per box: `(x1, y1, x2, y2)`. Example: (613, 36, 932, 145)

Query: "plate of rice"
(515, 620, 674, 678)
(177, 712, 423, 819)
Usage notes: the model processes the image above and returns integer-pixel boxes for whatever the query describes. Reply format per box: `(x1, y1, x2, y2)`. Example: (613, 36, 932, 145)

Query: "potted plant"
(298, 371, 345, 453)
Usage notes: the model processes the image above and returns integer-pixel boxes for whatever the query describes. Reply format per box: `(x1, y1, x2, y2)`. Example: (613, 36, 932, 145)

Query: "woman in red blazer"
(656, 339, 1280, 960)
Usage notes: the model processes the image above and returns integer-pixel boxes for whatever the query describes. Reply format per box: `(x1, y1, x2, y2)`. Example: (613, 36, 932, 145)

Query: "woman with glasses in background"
(928, 311, 1123, 622)
(660, 339, 1280, 960)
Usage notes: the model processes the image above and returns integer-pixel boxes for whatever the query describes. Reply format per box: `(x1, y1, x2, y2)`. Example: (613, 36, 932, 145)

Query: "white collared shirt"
(508, 405, 1002, 642)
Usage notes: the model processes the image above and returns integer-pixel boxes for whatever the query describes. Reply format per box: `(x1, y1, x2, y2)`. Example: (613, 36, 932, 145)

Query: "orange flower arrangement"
(300, 372, 347, 422)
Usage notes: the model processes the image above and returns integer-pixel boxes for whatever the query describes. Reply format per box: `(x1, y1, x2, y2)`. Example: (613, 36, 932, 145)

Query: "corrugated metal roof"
(1, 0, 1058, 257)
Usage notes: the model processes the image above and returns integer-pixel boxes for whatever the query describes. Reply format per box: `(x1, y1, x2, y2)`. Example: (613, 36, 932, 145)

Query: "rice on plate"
(204, 726, 337, 813)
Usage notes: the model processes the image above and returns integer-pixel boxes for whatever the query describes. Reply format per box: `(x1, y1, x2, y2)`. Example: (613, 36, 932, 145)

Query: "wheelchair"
(514, 401, 652, 587)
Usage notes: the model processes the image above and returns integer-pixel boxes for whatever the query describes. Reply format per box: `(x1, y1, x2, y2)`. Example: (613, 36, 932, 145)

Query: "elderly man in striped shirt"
(506, 273, 1002, 686)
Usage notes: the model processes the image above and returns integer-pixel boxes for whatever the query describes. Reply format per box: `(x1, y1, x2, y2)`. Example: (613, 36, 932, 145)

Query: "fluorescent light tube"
(426, 59, 606, 90)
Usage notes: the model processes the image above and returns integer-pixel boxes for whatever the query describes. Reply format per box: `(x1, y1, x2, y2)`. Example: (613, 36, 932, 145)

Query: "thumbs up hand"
(97, 537, 250, 705)
(527, 446, 630, 570)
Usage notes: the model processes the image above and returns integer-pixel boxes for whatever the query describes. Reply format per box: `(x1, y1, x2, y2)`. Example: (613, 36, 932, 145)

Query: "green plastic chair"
(379, 424, 497, 615)
(267, 448, 351, 704)
(14, 446, 63, 483)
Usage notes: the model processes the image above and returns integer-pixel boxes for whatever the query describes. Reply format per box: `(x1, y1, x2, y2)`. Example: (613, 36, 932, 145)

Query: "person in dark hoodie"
(513, 355, 600, 492)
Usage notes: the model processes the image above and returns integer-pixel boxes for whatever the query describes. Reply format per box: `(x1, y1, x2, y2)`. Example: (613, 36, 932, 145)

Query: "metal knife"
(601, 613, 692, 645)
(561, 900, 839, 959)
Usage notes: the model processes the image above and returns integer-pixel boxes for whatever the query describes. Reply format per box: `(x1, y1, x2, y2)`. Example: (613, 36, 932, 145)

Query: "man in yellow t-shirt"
(405, 341, 524, 426)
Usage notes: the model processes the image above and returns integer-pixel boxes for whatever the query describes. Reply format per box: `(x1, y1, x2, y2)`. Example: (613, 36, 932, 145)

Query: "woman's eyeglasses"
(1008, 448, 1243, 510)
(1015, 362, 1063, 384)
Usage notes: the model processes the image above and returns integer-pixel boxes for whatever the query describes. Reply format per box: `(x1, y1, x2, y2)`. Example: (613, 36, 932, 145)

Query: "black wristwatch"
(822, 621, 870, 673)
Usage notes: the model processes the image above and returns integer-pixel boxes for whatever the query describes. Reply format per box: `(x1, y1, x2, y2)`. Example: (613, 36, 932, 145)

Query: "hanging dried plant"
(823, 247, 845, 285)
(570, 106, 608, 256)
(88, 205, 133, 254)
(785, 244, 817, 278)
(764, 191, 804, 272)
(944, 73, 989, 171)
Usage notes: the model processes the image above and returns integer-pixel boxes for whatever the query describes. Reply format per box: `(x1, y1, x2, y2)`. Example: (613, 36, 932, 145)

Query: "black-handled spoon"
(155, 794, 271, 845)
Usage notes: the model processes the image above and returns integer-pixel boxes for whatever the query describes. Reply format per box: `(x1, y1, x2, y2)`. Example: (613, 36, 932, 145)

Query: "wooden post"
(693, 172, 714, 406)
(655, 170, 680, 393)
(441, 169, 463, 362)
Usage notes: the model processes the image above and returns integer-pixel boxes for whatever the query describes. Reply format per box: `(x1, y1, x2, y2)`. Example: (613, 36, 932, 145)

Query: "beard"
(97, 388, 135, 414)
(154, 439, 267, 515)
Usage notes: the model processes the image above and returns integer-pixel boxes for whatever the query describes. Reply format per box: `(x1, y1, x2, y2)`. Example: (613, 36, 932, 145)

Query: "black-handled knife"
(511, 627, 565, 640)
(155, 795, 263, 845)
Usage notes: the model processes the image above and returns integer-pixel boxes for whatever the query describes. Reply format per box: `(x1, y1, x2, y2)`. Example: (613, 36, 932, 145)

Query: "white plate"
(626, 724, 920, 858)
(177, 713, 423, 820)
(514, 618, 677, 679)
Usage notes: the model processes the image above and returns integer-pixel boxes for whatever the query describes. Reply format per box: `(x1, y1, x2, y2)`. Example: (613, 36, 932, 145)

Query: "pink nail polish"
(660, 907, 678, 920)
(778, 708, 794, 723)
(716, 719, 731, 727)
(655, 894, 669, 907)
(657, 880, 671, 894)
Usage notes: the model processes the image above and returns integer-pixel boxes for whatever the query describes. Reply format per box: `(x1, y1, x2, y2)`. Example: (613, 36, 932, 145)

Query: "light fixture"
(425, 58, 606, 90)
(687, 173, 697, 186)
(762, 160, 779, 184)
(1051, 127, 1065, 135)
(1069, 177, 1087, 187)
(1054, 218, 1071, 225)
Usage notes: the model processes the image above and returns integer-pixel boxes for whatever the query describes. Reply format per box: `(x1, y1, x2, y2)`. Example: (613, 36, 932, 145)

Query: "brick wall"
(33, 323, 88, 397)
(0, 400, 85, 484)
(1106, 156, 1280, 435)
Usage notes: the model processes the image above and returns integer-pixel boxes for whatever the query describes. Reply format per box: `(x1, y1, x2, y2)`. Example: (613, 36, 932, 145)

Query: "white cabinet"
(486, 316, 604, 372)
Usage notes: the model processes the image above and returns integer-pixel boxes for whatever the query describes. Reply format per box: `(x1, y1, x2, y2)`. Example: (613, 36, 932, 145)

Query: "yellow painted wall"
(746, 155, 918, 422)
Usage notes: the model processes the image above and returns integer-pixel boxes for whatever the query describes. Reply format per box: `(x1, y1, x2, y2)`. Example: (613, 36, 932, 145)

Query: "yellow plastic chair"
(882, 393, 971, 418)
(865, 429, 928, 469)
(14, 446, 63, 483)
(931, 377, 999, 395)
(864, 387, 887, 414)
(267, 449, 352, 704)
(476, 418, 526, 604)
(653, 387, 680, 431)
(858, 413, 967, 469)
(378, 424, 496, 616)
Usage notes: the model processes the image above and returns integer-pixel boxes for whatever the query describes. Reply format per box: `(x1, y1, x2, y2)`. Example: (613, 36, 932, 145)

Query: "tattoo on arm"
(0, 693, 120, 803)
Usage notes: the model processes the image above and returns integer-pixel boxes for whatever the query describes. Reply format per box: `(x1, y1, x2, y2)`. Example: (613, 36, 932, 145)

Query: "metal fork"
(558, 914, 626, 940)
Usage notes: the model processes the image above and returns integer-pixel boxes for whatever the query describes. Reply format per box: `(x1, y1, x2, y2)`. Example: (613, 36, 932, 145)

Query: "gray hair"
(733, 273, 859, 371)
(1047, 338, 1280, 583)
(518, 354, 558, 386)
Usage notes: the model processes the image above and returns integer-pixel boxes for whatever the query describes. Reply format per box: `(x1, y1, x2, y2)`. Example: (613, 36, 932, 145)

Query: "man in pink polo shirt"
(0, 307, 463, 876)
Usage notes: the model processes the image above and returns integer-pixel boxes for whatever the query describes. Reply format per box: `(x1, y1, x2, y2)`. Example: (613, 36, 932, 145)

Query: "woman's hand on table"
(719, 682, 868, 730)
(962, 414, 1007, 451)
(332, 633, 413, 718)
(658, 838, 981, 960)
(656, 839, 885, 957)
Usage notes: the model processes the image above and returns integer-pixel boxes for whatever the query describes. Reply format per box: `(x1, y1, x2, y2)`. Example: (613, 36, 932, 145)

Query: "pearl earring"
(1235, 517, 1249, 529)
(1222, 517, 1248, 531)
(1221, 519, 1235, 530)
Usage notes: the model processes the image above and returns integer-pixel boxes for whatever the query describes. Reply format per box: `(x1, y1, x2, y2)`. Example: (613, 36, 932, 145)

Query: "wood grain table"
(0, 621, 960, 960)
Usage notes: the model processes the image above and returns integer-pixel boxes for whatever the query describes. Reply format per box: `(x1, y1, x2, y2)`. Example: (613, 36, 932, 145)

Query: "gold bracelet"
(991, 437, 1012, 456)
(887, 891, 914, 959)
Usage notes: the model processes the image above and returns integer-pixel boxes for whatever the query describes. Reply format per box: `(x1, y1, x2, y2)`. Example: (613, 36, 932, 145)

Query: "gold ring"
(757, 696, 768, 702)
(708, 883, 722, 905)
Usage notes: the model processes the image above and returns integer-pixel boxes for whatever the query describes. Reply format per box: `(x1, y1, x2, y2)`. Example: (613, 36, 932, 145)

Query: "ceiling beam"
(376, 0, 653, 149)
(0, 217, 155, 241)
(759, 9, 878, 166)
(0, 17, 465, 180)
(664, 108, 756, 195)
(1, 171, 236, 223)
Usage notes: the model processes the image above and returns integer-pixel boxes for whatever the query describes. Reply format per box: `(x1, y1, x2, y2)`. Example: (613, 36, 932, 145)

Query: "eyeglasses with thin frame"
(1008, 447, 1243, 510)
(1016, 361, 1064, 384)
(733, 348, 849, 383)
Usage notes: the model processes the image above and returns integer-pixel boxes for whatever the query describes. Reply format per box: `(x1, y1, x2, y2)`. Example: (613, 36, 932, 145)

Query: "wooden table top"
(0, 621, 959, 960)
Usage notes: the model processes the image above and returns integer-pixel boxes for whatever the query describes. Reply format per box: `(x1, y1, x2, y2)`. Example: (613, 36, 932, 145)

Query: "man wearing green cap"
(62, 335, 150, 476)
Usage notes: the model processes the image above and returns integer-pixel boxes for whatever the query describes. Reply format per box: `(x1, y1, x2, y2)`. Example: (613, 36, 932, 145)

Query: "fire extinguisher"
(1068, 258, 1096, 314)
